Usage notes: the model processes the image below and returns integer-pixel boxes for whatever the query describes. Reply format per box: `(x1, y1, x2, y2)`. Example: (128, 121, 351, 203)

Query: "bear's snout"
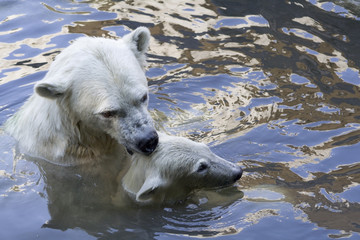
(137, 130, 159, 155)
(233, 166, 243, 182)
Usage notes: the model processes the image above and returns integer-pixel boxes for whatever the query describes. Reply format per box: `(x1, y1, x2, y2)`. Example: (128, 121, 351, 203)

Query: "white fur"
(5, 27, 156, 165)
(120, 133, 243, 205)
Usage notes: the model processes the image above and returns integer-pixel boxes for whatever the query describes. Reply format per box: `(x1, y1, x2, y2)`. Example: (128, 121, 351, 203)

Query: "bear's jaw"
(64, 138, 124, 164)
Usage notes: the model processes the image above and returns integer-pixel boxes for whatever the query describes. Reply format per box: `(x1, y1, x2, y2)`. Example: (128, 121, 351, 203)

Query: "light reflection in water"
(0, 0, 360, 239)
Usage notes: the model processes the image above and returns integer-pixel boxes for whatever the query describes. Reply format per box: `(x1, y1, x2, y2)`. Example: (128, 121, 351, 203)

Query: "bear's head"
(122, 133, 243, 205)
(34, 27, 158, 155)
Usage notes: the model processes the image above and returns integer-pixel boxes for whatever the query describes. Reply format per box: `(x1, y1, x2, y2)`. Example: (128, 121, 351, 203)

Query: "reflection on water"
(1, 0, 360, 239)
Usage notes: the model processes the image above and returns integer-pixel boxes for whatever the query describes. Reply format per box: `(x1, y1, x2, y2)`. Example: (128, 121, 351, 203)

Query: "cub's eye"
(140, 94, 148, 103)
(100, 110, 117, 118)
(197, 162, 208, 172)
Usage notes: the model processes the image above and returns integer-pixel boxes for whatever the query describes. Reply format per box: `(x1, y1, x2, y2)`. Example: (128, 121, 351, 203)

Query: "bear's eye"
(100, 110, 117, 118)
(197, 162, 208, 172)
(140, 94, 148, 103)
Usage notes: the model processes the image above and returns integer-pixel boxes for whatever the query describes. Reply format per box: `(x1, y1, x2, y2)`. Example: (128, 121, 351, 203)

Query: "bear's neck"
(5, 95, 125, 165)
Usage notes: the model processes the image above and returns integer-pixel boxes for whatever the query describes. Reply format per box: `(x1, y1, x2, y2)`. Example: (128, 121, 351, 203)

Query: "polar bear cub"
(121, 133, 243, 205)
(5, 27, 158, 165)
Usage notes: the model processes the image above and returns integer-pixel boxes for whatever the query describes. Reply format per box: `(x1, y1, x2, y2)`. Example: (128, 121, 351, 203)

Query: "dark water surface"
(1, 0, 360, 239)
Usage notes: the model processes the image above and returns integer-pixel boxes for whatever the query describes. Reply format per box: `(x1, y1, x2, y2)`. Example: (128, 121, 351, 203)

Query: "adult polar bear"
(5, 27, 158, 165)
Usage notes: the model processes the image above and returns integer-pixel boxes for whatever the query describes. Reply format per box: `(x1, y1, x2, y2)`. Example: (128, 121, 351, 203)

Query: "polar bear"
(34, 134, 242, 229)
(5, 27, 158, 165)
(119, 133, 243, 205)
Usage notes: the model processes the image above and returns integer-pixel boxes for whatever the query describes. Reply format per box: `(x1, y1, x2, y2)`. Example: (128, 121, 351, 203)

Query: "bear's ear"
(122, 27, 150, 69)
(123, 27, 150, 53)
(136, 174, 166, 203)
(35, 82, 66, 99)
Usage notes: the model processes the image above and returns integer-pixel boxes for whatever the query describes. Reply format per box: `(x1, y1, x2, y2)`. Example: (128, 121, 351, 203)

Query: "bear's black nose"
(137, 130, 159, 155)
(233, 166, 243, 182)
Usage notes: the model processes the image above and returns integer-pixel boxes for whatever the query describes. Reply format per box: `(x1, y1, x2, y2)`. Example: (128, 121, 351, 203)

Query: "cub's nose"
(137, 130, 159, 155)
(233, 166, 243, 182)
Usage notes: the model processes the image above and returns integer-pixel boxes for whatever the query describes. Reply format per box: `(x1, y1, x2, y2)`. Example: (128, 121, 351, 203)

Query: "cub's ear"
(122, 27, 150, 69)
(136, 174, 166, 203)
(35, 82, 66, 99)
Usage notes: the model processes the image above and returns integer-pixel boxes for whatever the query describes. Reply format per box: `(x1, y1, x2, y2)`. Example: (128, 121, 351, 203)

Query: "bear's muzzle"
(137, 130, 159, 155)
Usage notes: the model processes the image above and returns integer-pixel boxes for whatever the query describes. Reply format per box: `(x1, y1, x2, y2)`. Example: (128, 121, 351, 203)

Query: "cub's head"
(122, 133, 243, 205)
(34, 27, 158, 155)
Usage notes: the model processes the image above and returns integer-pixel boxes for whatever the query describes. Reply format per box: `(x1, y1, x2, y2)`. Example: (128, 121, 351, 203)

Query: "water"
(1, 0, 360, 239)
